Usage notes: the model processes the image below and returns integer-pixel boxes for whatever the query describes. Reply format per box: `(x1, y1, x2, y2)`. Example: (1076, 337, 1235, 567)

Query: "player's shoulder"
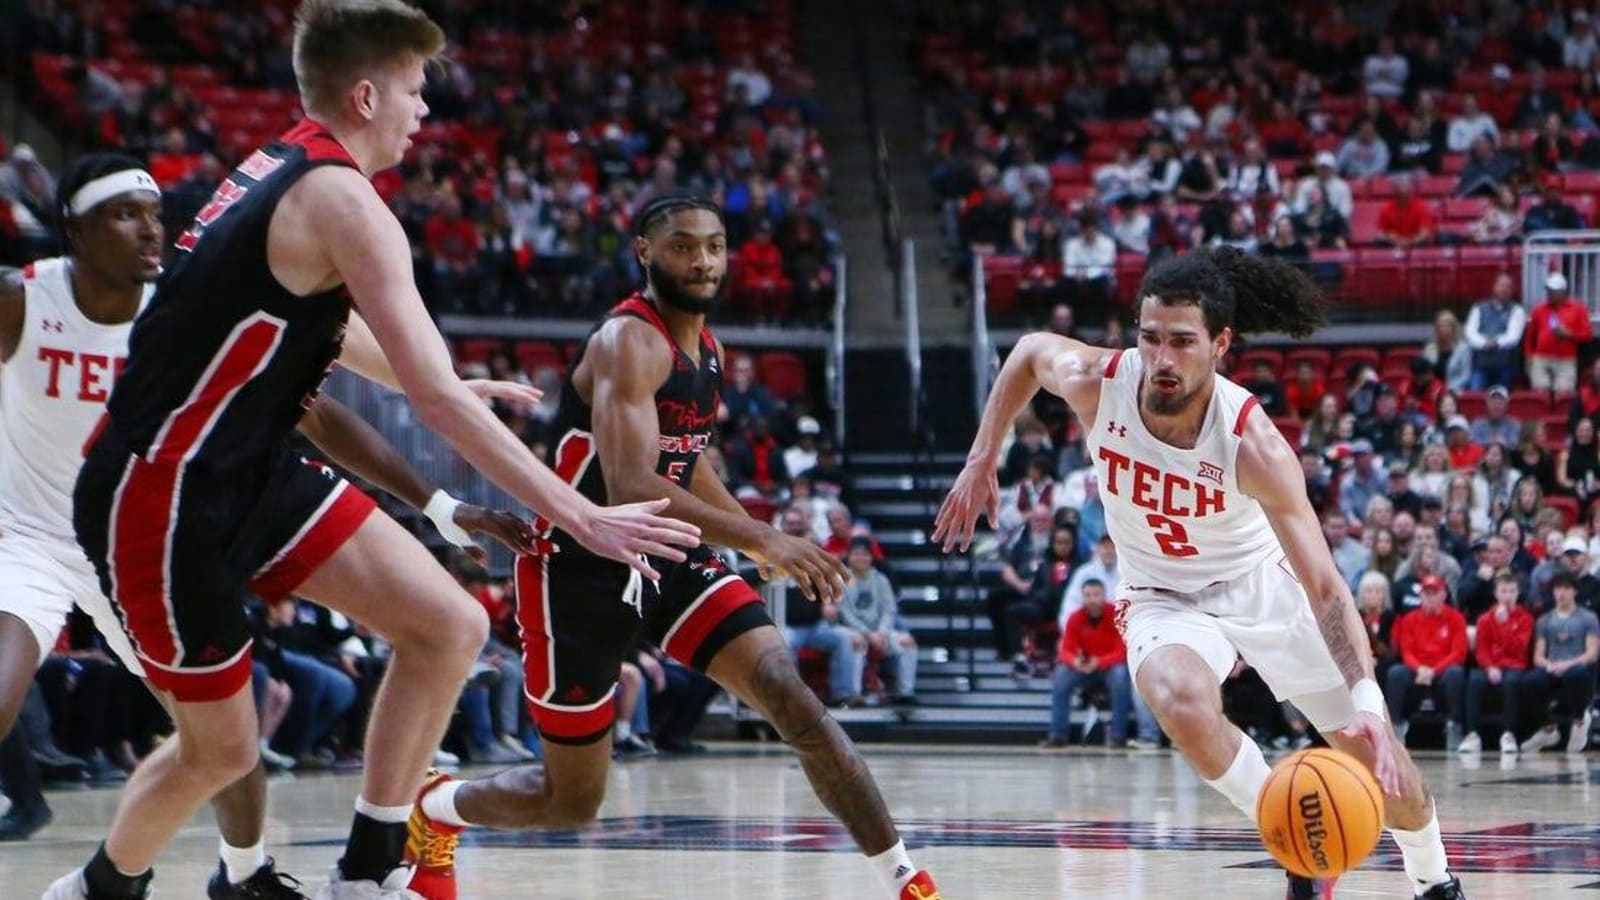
(284, 164, 382, 216)
(588, 314, 674, 380)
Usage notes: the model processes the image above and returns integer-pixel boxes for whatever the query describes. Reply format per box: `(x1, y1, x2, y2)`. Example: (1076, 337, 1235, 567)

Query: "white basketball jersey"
(1086, 348, 1280, 594)
(0, 258, 148, 541)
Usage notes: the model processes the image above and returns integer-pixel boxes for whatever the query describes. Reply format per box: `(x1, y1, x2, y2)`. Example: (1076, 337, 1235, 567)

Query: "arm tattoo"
(1315, 598, 1371, 687)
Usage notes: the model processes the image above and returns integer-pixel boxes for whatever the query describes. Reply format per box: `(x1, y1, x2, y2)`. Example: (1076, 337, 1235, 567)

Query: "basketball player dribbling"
(402, 195, 940, 900)
(4, 155, 538, 900)
(935, 248, 1465, 900)
(45, 3, 699, 899)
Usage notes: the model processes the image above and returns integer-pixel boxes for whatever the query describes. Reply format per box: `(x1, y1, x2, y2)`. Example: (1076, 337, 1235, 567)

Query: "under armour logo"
(1197, 461, 1224, 486)
(1106, 420, 1127, 438)
(42, 320, 63, 333)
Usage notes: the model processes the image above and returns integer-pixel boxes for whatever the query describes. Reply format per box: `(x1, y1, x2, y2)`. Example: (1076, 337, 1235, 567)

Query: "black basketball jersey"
(106, 119, 358, 472)
(539, 293, 722, 565)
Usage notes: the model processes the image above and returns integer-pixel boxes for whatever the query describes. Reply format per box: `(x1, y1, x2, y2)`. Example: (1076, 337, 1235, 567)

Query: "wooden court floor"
(2, 744, 1595, 899)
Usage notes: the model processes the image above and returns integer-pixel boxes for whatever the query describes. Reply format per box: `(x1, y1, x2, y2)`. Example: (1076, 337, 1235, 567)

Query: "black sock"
(0, 726, 44, 809)
(83, 842, 152, 899)
(338, 812, 408, 883)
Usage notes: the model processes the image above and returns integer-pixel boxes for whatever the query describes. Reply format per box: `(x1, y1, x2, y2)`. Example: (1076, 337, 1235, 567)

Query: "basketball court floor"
(2, 744, 1595, 899)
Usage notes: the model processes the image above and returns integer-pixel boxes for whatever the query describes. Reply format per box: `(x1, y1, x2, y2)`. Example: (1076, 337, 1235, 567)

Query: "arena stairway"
(722, 449, 1065, 744)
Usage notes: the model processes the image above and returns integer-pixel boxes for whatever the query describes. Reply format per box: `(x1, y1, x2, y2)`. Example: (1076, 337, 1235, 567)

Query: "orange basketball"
(1256, 748, 1386, 879)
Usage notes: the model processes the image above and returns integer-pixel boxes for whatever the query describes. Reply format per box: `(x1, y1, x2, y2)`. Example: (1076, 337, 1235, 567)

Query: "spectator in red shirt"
(821, 503, 884, 560)
(1401, 356, 1447, 422)
(425, 192, 482, 302)
(1443, 416, 1485, 470)
(147, 127, 200, 189)
(735, 220, 792, 320)
(1376, 176, 1436, 247)
(1283, 360, 1327, 419)
(1385, 574, 1469, 744)
(727, 415, 790, 498)
(1525, 271, 1595, 391)
(1461, 574, 1533, 754)
(1043, 580, 1146, 748)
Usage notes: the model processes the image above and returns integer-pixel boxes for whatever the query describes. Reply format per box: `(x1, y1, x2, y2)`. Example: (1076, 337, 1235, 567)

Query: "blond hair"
(293, 0, 445, 116)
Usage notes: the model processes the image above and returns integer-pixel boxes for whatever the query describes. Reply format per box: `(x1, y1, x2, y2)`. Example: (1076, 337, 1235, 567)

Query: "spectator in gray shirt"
(1520, 571, 1600, 753)
(1470, 386, 1523, 449)
(1324, 512, 1371, 590)
(839, 538, 917, 702)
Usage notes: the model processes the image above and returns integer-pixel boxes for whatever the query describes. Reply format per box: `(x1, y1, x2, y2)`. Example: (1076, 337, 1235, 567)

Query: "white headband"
(66, 169, 161, 217)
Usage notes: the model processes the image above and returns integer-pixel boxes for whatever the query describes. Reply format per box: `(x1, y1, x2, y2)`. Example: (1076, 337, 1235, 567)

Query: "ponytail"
(1138, 247, 1327, 338)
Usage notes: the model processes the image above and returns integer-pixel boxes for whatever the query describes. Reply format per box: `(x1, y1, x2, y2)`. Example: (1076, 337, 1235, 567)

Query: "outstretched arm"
(296, 397, 537, 559)
(297, 166, 697, 579)
(587, 318, 848, 601)
(934, 332, 1113, 552)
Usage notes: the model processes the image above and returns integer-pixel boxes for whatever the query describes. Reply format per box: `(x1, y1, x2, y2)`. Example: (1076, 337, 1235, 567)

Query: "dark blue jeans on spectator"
(1465, 667, 1526, 737)
(274, 651, 356, 758)
(460, 685, 495, 749)
(650, 660, 719, 749)
(1523, 663, 1597, 721)
(1470, 364, 1518, 391)
(1050, 662, 1133, 743)
(1385, 664, 1467, 726)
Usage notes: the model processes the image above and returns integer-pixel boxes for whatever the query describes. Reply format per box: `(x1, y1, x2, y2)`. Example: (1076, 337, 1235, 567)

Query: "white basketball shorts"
(0, 521, 141, 674)
(1118, 555, 1357, 733)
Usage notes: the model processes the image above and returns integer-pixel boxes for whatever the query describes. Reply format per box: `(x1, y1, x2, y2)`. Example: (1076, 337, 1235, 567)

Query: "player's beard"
(650, 261, 723, 314)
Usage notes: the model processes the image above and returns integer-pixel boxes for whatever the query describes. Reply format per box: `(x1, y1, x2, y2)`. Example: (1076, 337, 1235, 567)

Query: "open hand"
(576, 498, 701, 581)
(932, 460, 1000, 553)
(753, 532, 850, 603)
(463, 379, 543, 407)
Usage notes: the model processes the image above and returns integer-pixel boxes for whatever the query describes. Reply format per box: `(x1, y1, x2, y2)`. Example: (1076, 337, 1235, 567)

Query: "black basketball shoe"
(206, 858, 307, 899)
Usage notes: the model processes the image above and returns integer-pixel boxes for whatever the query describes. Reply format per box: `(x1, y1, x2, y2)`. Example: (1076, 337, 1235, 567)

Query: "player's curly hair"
(1137, 247, 1327, 339)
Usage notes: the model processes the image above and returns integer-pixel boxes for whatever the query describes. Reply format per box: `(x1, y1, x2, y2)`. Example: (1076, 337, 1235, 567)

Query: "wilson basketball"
(1256, 748, 1386, 879)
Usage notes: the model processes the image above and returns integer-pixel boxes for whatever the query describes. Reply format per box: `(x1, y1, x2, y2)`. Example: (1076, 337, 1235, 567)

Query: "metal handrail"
(902, 238, 922, 438)
(1522, 230, 1600, 320)
(827, 254, 848, 447)
(971, 253, 999, 427)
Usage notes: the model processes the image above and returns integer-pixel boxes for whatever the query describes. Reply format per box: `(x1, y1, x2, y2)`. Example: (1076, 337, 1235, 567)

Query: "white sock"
(1203, 733, 1272, 825)
(353, 796, 413, 824)
(868, 840, 917, 895)
(615, 721, 634, 741)
(219, 838, 266, 884)
(1390, 805, 1451, 893)
(419, 779, 470, 827)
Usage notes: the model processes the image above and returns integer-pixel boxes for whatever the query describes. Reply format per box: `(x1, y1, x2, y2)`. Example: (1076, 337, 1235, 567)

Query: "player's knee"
(403, 595, 488, 659)
(181, 731, 260, 784)
(1137, 675, 1216, 735)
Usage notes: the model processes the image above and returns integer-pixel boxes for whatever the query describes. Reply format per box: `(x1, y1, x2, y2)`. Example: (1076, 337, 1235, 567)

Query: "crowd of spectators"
(918, 2, 1600, 323)
(0, 0, 892, 802)
(8, 0, 840, 323)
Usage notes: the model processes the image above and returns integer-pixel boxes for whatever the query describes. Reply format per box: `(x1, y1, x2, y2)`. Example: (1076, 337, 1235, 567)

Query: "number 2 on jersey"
(1146, 513, 1198, 557)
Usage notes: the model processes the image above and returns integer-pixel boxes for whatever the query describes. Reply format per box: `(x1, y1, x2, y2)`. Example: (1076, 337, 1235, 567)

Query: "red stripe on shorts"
(662, 575, 761, 665)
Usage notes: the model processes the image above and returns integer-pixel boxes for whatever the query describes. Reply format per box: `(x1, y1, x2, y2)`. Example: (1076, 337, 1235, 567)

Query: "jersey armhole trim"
(1233, 396, 1260, 436)
(1103, 349, 1124, 378)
